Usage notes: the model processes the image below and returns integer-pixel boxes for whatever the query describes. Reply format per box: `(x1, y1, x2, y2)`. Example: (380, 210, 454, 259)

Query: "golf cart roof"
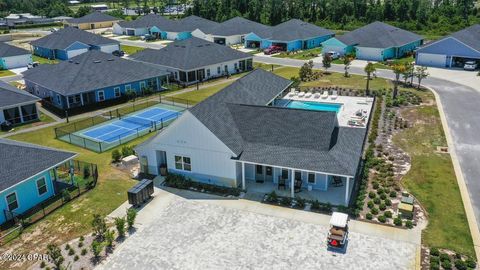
(330, 212, 349, 227)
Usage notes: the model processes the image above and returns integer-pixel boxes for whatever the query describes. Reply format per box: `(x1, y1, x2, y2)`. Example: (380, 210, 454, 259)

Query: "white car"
(464, 61, 478, 71)
(325, 51, 340, 60)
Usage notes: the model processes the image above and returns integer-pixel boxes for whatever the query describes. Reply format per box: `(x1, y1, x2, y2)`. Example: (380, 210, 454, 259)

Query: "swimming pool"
(286, 100, 342, 113)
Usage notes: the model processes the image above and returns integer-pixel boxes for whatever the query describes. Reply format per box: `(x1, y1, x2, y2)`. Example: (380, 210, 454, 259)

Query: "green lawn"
(273, 47, 322, 60)
(123, 36, 142, 41)
(167, 82, 233, 104)
(32, 55, 59, 64)
(393, 101, 474, 257)
(121, 44, 145, 55)
(0, 69, 15, 77)
(0, 113, 56, 135)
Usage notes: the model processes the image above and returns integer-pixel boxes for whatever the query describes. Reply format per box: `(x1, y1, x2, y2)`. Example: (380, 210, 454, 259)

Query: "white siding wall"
(112, 23, 123, 35)
(356, 47, 385, 61)
(136, 111, 238, 186)
(191, 29, 208, 40)
(166, 32, 179, 40)
(2, 54, 31, 69)
(99, 44, 120, 53)
(67, 48, 88, 59)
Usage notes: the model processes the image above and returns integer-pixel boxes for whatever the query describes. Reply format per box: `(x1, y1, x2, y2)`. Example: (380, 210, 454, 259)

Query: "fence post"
(68, 133, 72, 143)
(83, 138, 87, 148)
(73, 122, 77, 132)
(65, 111, 69, 123)
(99, 142, 102, 153)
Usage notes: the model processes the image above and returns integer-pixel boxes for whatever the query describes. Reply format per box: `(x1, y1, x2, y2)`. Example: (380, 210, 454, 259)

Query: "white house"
(130, 37, 253, 85)
(135, 69, 367, 205)
(0, 42, 32, 69)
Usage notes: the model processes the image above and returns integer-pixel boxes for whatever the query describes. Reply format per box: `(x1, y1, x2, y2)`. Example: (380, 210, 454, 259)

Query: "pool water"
(287, 100, 342, 113)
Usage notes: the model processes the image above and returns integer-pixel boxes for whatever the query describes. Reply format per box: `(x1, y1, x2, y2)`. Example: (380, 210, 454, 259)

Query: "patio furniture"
(348, 119, 366, 127)
(288, 90, 296, 97)
(298, 91, 305, 97)
(314, 92, 320, 99)
(401, 196, 415, 205)
(332, 176, 343, 187)
(398, 202, 414, 219)
(278, 177, 286, 190)
(331, 90, 338, 100)
(321, 91, 328, 99)
(294, 179, 302, 193)
(305, 91, 312, 98)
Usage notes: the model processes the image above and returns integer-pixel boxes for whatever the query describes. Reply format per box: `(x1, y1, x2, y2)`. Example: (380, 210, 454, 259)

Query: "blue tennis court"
(81, 106, 180, 143)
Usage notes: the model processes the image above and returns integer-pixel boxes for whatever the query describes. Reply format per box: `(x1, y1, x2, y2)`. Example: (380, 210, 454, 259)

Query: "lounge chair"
(348, 119, 366, 127)
(298, 91, 305, 97)
(321, 91, 328, 99)
(305, 91, 312, 98)
(332, 176, 344, 187)
(288, 90, 296, 97)
(278, 177, 286, 190)
(314, 92, 320, 99)
(331, 90, 338, 100)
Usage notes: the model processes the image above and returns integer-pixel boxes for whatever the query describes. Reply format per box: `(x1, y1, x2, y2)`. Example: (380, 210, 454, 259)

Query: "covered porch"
(237, 162, 355, 206)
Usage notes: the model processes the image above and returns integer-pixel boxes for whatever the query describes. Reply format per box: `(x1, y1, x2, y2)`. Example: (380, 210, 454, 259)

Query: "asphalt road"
(254, 55, 480, 232)
(119, 39, 165, 50)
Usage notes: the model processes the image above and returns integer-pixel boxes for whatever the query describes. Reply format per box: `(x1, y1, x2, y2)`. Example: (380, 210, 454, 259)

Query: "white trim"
(97, 90, 105, 101)
(125, 84, 132, 91)
(174, 154, 192, 172)
(0, 100, 39, 111)
(36, 177, 48, 196)
(239, 160, 353, 178)
(114, 87, 121, 97)
(417, 37, 480, 55)
(5, 191, 19, 212)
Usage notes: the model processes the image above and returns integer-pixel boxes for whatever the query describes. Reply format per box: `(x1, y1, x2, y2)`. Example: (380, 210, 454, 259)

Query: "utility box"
(127, 179, 154, 207)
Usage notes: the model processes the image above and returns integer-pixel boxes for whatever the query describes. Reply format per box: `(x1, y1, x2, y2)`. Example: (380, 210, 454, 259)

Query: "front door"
(255, 165, 264, 183)
(265, 166, 273, 181)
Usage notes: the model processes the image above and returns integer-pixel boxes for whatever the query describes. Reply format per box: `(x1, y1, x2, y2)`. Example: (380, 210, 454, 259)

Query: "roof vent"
(75, 62, 80, 64)
(107, 58, 114, 61)
(93, 60, 101, 63)
(197, 45, 203, 47)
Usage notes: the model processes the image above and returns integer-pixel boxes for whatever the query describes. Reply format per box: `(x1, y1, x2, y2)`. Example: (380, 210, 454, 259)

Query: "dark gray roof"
(66, 12, 120, 24)
(449, 24, 480, 53)
(117, 14, 218, 32)
(130, 37, 251, 70)
(177, 15, 219, 32)
(0, 42, 30, 57)
(254, 19, 334, 41)
(207, 17, 271, 36)
(0, 139, 76, 192)
(336, 21, 423, 48)
(0, 81, 39, 108)
(188, 69, 366, 176)
(30, 27, 119, 50)
(22, 50, 168, 96)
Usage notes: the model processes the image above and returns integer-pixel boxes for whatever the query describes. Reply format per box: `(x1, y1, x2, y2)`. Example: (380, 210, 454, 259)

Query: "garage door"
(416, 53, 447, 68)
(67, 48, 88, 59)
(356, 47, 384, 61)
(3, 54, 31, 69)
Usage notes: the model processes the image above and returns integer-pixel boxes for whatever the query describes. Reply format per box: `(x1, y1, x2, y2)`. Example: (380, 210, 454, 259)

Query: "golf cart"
(327, 212, 349, 249)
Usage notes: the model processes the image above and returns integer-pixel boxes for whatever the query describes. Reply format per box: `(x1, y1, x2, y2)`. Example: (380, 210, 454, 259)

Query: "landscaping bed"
(262, 191, 336, 214)
(163, 173, 243, 197)
(424, 247, 476, 270)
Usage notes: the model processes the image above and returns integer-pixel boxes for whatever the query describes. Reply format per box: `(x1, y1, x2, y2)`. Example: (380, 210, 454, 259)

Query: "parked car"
(27, 62, 39, 69)
(263, 45, 283, 55)
(141, 34, 156, 41)
(49, 28, 59, 32)
(325, 51, 340, 60)
(464, 61, 478, 71)
(112, 50, 125, 57)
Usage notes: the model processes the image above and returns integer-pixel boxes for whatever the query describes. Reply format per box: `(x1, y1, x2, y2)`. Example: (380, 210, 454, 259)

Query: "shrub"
(266, 191, 278, 203)
(371, 207, 379, 215)
(40, 261, 46, 268)
(377, 188, 385, 195)
(405, 220, 413, 229)
(366, 213, 373, 220)
(389, 191, 397, 197)
(442, 260, 452, 270)
(47, 244, 64, 270)
(385, 199, 392, 206)
(455, 259, 467, 270)
(378, 215, 386, 223)
(81, 248, 87, 256)
(91, 240, 103, 258)
(105, 229, 115, 248)
(78, 242, 83, 248)
(431, 256, 440, 264)
(126, 208, 137, 229)
(281, 197, 292, 206)
(379, 203, 386, 211)
(61, 189, 71, 202)
(368, 191, 376, 198)
(112, 149, 121, 162)
(83, 165, 91, 179)
(68, 248, 75, 256)
(373, 197, 381, 205)
(372, 182, 379, 189)
(79, 235, 84, 242)
(65, 244, 70, 250)
(380, 193, 387, 200)
(115, 217, 126, 238)
(465, 257, 476, 268)
(394, 217, 402, 226)
(91, 214, 107, 239)
(296, 198, 306, 209)
(430, 261, 440, 270)
(430, 247, 440, 256)
(439, 253, 450, 262)
(384, 211, 392, 218)
(367, 201, 374, 209)
(121, 145, 135, 157)
(74, 255, 79, 261)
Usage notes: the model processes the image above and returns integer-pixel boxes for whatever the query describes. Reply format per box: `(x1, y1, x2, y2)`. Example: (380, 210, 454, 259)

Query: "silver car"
(464, 61, 478, 71)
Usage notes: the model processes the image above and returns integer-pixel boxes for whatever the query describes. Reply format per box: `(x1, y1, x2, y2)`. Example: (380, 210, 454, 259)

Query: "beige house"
(64, 12, 121, 30)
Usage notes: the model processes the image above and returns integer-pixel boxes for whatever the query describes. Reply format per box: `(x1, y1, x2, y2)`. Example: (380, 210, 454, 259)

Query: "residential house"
(192, 16, 271, 46)
(113, 14, 219, 40)
(64, 11, 121, 30)
(0, 81, 40, 125)
(244, 19, 334, 52)
(135, 69, 367, 205)
(415, 24, 480, 68)
(0, 139, 76, 224)
(22, 50, 169, 110)
(0, 42, 32, 69)
(322, 21, 423, 61)
(130, 37, 253, 85)
(30, 27, 120, 60)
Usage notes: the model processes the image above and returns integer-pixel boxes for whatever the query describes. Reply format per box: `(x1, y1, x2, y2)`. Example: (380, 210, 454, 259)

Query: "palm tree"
(342, 54, 354, 77)
(392, 63, 407, 99)
(364, 62, 376, 96)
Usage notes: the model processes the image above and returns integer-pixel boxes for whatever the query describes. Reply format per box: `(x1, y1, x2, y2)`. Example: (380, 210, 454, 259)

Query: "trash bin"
(127, 179, 154, 207)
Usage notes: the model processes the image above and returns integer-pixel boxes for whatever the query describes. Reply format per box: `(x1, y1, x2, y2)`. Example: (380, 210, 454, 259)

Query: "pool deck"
(283, 94, 374, 127)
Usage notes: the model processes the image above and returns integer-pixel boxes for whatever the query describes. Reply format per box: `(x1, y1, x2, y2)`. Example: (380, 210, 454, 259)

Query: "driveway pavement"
(99, 190, 418, 270)
(254, 55, 480, 254)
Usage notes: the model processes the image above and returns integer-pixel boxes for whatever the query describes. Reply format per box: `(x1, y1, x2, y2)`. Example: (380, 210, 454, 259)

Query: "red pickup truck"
(263, 45, 284, 55)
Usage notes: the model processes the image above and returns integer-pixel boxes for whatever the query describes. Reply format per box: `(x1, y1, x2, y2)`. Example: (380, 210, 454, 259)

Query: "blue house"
(322, 21, 423, 61)
(31, 27, 120, 60)
(22, 50, 169, 111)
(416, 24, 480, 68)
(0, 139, 76, 224)
(244, 19, 334, 52)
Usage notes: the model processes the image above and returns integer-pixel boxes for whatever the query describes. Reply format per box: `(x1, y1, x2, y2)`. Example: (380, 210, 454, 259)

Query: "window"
(68, 94, 81, 104)
(206, 68, 210, 77)
(281, 169, 288, 179)
(125, 84, 132, 91)
(256, 165, 263, 174)
(308, 173, 315, 184)
(234, 63, 238, 70)
(56, 95, 61, 105)
(36, 177, 47, 195)
(224, 65, 228, 72)
(175, 155, 191, 171)
(295, 171, 302, 180)
(140, 81, 146, 90)
(217, 66, 221, 74)
(97, 90, 105, 101)
(114, 87, 121, 97)
(6, 192, 18, 211)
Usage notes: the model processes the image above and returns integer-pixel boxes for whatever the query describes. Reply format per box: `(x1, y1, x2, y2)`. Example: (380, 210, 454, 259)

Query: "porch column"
(17, 106, 24, 123)
(80, 94, 84, 106)
(69, 160, 75, 184)
(344, 177, 351, 205)
(241, 162, 246, 190)
(66, 96, 70, 109)
(290, 169, 295, 198)
(156, 77, 160, 90)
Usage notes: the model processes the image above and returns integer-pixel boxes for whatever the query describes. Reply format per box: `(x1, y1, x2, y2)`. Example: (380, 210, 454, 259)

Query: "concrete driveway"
(99, 189, 418, 270)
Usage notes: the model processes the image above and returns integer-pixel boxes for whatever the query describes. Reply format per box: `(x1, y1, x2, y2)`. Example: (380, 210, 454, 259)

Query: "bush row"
(164, 173, 242, 197)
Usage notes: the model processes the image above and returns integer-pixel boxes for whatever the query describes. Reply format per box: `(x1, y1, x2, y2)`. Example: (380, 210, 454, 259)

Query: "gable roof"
(0, 42, 30, 57)
(177, 15, 219, 32)
(116, 14, 219, 33)
(252, 19, 334, 41)
(130, 37, 251, 70)
(117, 14, 177, 30)
(22, 50, 168, 95)
(336, 21, 423, 48)
(207, 16, 271, 36)
(0, 80, 39, 108)
(66, 11, 120, 24)
(0, 139, 76, 192)
(448, 24, 480, 53)
(30, 27, 119, 50)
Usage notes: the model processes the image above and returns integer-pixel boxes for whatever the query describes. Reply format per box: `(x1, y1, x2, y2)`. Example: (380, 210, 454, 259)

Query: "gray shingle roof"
(30, 27, 119, 50)
(130, 37, 252, 70)
(177, 15, 219, 32)
(117, 14, 218, 33)
(0, 139, 76, 192)
(336, 21, 423, 48)
(449, 24, 480, 53)
(0, 42, 30, 57)
(66, 11, 120, 24)
(188, 69, 366, 176)
(0, 81, 39, 108)
(253, 19, 334, 41)
(206, 16, 271, 36)
(22, 50, 168, 96)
